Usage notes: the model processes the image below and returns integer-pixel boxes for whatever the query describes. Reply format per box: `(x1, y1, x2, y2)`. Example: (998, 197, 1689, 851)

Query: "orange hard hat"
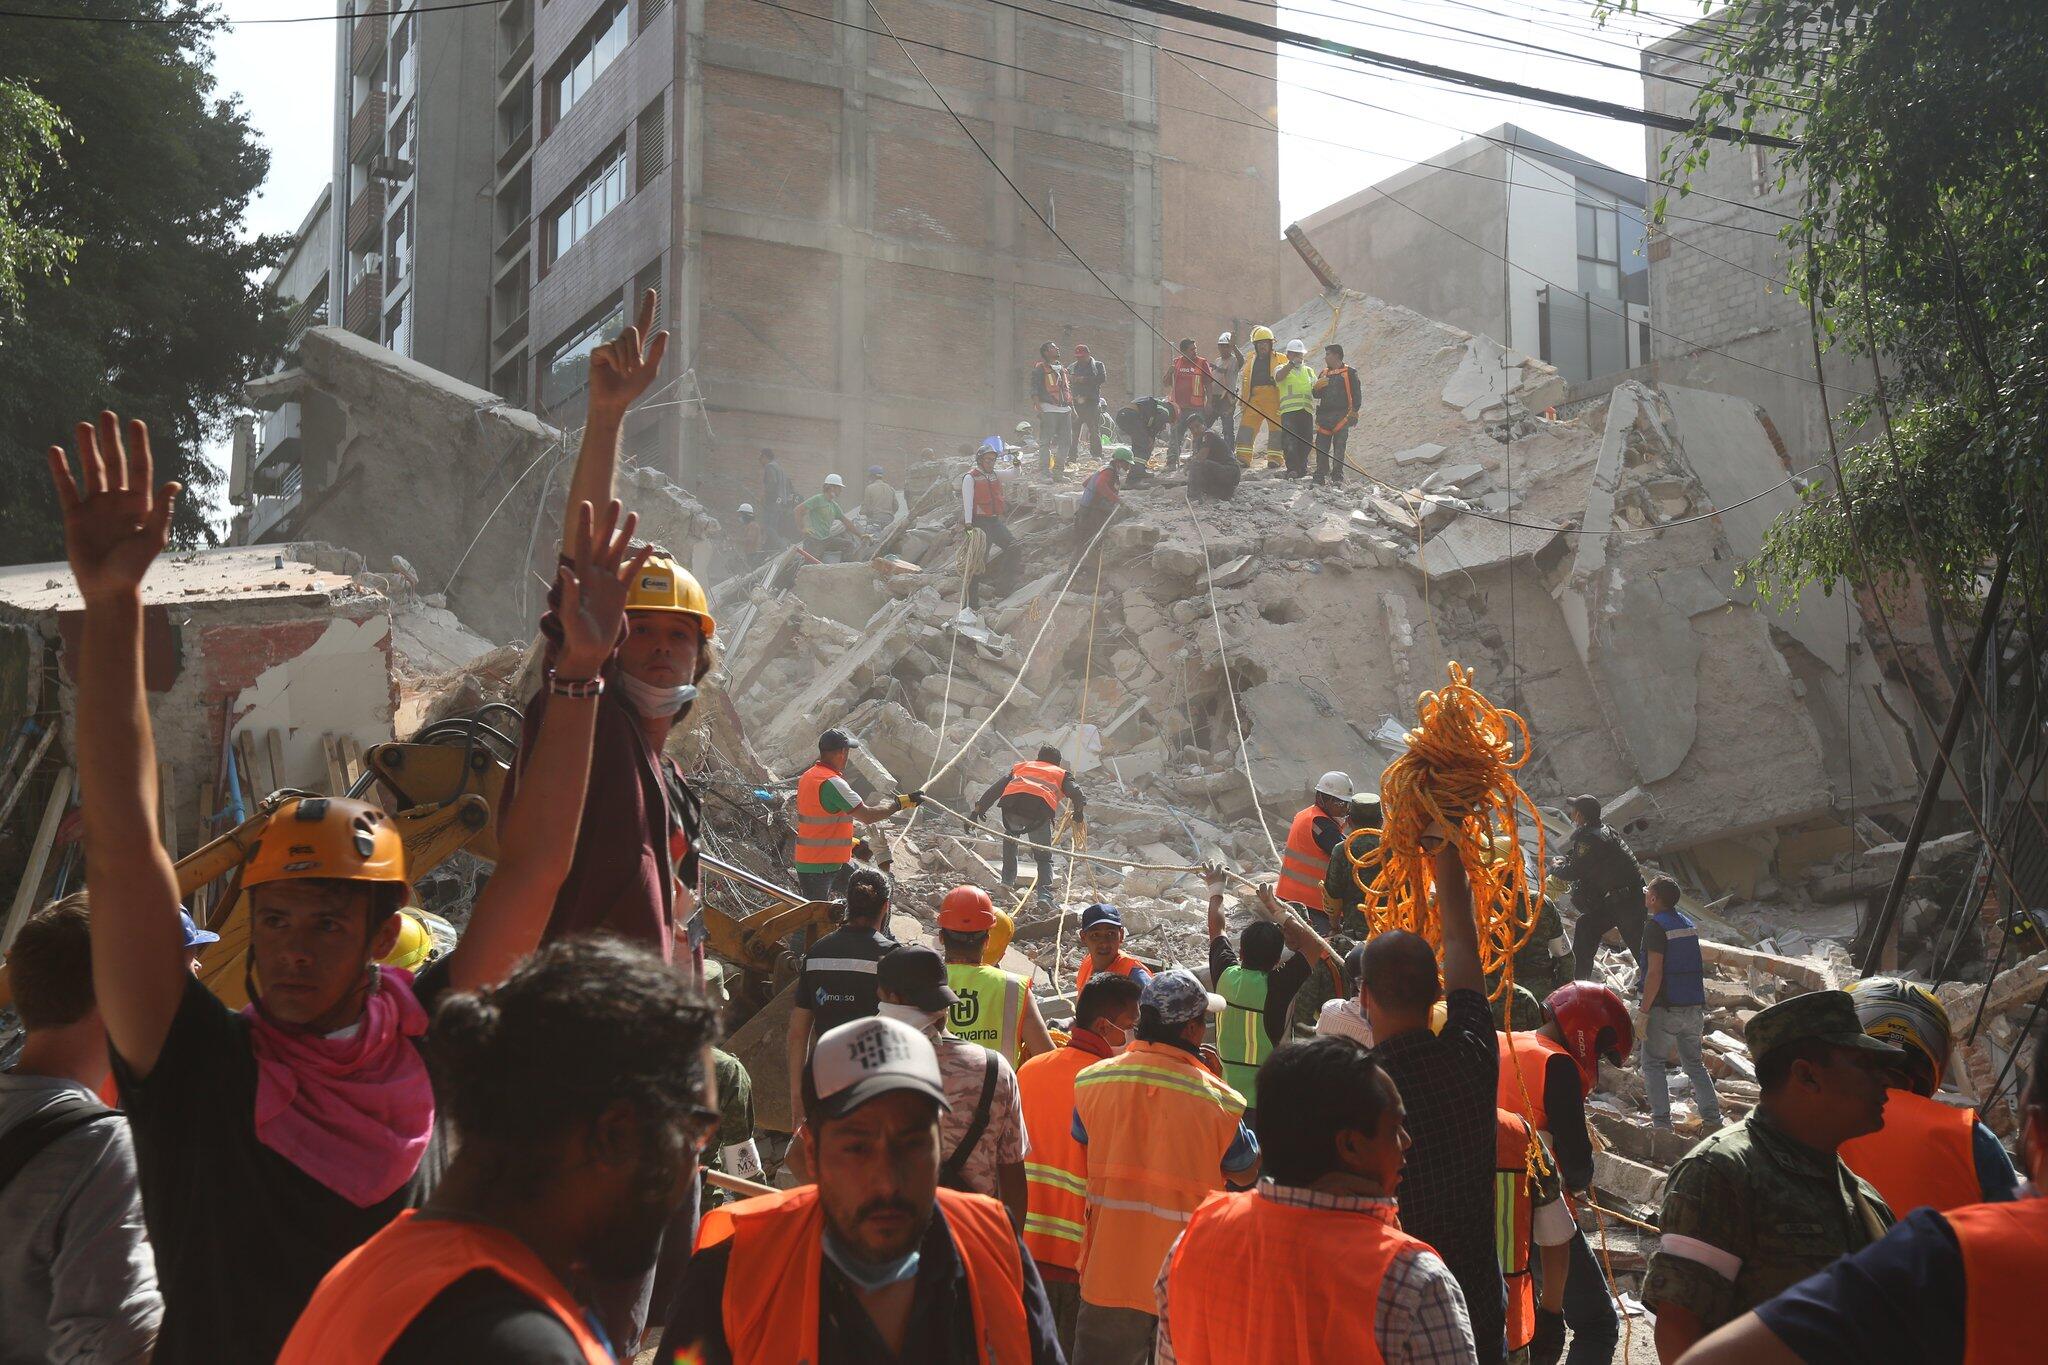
(243, 797, 410, 892)
(938, 884, 997, 932)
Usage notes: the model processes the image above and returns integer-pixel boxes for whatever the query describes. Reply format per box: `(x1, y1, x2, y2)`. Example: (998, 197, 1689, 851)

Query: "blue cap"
(179, 911, 219, 949)
(1079, 902, 1122, 931)
(1141, 967, 1224, 1025)
(867, 464, 886, 477)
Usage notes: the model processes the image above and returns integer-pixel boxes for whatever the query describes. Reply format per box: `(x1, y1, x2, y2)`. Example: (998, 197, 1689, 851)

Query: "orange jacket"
(1498, 1030, 1569, 1135)
(699, 1184, 1029, 1364)
(1948, 1197, 2048, 1365)
(1496, 1110, 1539, 1351)
(1163, 1188, 1422, 1362)
(1840, 1088, 1982, 1216)
(1018, 1037, 1113, 1271)
(796, 762, 855, 871)
(1074, 951, 1146, 991)
(1002, 760, 1068, 815)
(1276, 805, 1330, 910)
(276, 1210, 611, 1365)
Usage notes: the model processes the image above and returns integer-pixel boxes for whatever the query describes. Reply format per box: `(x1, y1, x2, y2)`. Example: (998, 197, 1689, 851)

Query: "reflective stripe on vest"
(1073, 1042, 1247, 1313)
(1276, 805, 1329, 910)
(1216, 965, 1273, 1105)
(1840, 1089, 1984, 1216)
(947, 963, 1026, 1063)
(276, 1209, 612, 1365)
(971, 468, 1007, 519)
(1498, 1031, 1569, 1135)
(795, 763, 855, 870)
(1948, 1197, 2048, 1365)
(704, 1184, 1030, 1365)
(1074, 952, 1144, 992)
(1018, 1044, 1102, 1271)
(1650, 908, 1706, 1006)
(1165, 1189, 1418, 1362)
(1002, 760, 1066, 814)
(1495, 1110, 1539, 1351)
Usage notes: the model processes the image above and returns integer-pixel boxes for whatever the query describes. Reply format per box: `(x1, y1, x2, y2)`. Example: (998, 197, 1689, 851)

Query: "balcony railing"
(351, 10, 385, 71)
(349, 89, 388, 160)
(346, 180, 387, 250)
(344, 271, 384, 335)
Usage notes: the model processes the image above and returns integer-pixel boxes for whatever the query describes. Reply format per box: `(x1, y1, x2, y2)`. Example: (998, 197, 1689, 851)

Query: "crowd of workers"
(3, 293, 2041, 1365)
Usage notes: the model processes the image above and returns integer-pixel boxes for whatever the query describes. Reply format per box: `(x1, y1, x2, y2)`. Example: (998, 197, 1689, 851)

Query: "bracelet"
(548, 672, 605, 699)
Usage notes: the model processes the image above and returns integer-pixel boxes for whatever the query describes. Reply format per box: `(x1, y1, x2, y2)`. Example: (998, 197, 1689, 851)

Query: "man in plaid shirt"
(1364, 846, 1508, 1363)
(1153, 1038, 1477, 1363)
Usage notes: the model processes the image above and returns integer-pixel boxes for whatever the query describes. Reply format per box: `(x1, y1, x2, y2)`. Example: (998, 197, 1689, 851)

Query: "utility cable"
(1182, 494, 1283, 866)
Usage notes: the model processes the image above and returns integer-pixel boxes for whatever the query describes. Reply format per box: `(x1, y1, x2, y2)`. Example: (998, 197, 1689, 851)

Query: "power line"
(0, 0, 501, 22)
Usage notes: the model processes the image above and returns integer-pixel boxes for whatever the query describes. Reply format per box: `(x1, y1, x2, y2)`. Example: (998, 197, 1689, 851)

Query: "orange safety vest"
(1018, 1041, 1106, 1271)
(970, 467, 1007, 519)
(1840, 1088, 1983, 1216)
(1276, 805, 1331, 910)
(795, 762, 856, 871)
(1074, 952, 1145, 991)
(697, 1184, 1029, 1365)
(1495, 1109, 1539, 1351)
(1948, 1197, 2048, 1365)
(1073, 1039, 1247, 1313)
(1164, 1188, 1423, 1362)
(276, 1209, 612, 1365)
(1002, 760, 1067, 816)
(1498, 1030, 1570, 1135)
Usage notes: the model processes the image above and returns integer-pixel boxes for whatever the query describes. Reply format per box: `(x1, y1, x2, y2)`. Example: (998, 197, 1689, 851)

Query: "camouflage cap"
(1745, 989, 1910, 1069)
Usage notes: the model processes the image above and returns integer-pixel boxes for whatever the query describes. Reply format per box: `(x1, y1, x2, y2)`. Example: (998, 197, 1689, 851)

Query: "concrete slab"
(1411, 513, 1560, 575)
(792, 560, 888, 631)
(1597, 576, 1700, 784)
(1392, 442, 1446, 467)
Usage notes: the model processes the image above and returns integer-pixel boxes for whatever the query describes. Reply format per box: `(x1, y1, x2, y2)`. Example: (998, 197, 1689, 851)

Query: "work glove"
(1529, 1307, 1566, 1365)
(896, 790, 924, 810)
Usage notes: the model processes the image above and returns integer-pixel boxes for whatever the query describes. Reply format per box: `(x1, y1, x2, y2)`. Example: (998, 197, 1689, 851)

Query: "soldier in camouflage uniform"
(1643, 990, 1906, 1360)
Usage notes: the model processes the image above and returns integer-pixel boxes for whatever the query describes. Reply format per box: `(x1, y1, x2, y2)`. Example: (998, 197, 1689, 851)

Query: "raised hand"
(46, 412, 181, 602)
(587, 288, 670, 418)
(556, 499, 651, 679)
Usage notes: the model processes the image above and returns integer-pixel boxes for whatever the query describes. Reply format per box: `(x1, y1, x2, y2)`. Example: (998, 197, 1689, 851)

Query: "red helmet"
(938, 884, 997, 933)
(1544, 982, 1634, 1094)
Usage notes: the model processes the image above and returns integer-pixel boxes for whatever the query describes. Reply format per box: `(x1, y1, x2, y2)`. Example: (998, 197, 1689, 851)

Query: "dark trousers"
(1001, 810, 1055, 893)
(1280, 408, 1315, 477)
(1559, 1226, 1619, 1364)
(969, 516, 1015, 606)
(1168, 409, 1208, 467)
(1071, 397, 1105, 463)
(1315, 424, 1349, 483)
(1073, 500, 1115, 565)
(796, 866, 850, 904)
(1572, 890, 1646, 980)
(1119, 427, 1155, 484)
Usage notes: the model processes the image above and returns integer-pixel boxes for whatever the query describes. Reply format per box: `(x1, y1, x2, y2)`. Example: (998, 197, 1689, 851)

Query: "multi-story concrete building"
(230, 187, 332, 542)
(333, 0, 497, 388)
(483, 0, 1283, 509)
(1280, 124, 1651, 386)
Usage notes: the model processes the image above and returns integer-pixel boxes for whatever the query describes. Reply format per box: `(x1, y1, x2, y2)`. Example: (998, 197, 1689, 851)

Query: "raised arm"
(557, 290, 668, 562)
(1435, 843, 1483, 997)
(51, 414, 188, 1076)
(449, 501, 649, 990)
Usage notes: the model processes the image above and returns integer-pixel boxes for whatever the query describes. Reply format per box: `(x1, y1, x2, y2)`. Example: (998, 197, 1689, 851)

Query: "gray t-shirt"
(0, 1074, 161, 1364)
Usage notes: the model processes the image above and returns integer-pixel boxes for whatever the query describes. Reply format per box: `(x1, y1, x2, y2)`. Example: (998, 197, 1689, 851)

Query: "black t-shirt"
(1207, 937, 1314, 1046)
(797, 923, 897, 1036)
(111, 963, 452, 1365)
(384, 1269, 592, 1364)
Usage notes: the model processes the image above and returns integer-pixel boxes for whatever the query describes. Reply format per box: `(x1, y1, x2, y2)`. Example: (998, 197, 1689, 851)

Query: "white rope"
(1182, 496, 1282, 867)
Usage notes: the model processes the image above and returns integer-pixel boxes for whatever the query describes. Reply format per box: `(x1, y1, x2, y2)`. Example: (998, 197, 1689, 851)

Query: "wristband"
(548, 672, 605, 699)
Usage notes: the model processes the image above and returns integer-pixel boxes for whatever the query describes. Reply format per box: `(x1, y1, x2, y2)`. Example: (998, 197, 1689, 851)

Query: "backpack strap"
(939, 1053, 1000, 1189)
(0, 1095, 117, 1198)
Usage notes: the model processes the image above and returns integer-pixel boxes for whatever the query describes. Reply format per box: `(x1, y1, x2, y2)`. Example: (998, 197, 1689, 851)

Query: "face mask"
(878, 1002, 944, 1032)
(1096, 1019, 1128, 1051)
(616, 674, 697, 719)
(823, 1227, 922, 1292)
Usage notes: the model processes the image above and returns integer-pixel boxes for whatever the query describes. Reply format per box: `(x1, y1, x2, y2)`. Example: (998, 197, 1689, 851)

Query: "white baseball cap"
(803, 1016, 951, 1122)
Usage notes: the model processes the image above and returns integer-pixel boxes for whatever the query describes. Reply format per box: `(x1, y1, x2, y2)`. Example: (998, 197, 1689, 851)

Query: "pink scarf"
(244, 966, 436, 1208)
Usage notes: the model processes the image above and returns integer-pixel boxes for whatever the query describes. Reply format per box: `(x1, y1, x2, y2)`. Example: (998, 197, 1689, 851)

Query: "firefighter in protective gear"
(793, 728, 917, 901)
(937, 886, 1053, 1064)
(972, 745, 1087, 900)
(1234, 325, 1281, 467)
(1276, 771, 1350, 912)
(1839, 977, 2021, 1215)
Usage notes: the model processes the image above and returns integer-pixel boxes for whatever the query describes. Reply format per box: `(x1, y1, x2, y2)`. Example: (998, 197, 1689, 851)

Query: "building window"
(548, 140, 627, 264)
(385, 197, 413, 286)
(389, 103, 416, 164)
(548, 0, 628, 128)
(635, 95, 667, 191)
(386, 292, 409, 356)
(389, 14, 416, 104)
(541, 300, 626, 409)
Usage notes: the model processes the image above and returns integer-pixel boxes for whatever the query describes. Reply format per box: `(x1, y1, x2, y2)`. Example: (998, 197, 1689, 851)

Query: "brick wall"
(701, 67, 841, 222)
(866, 261, 997, 403)
(700, 233, 841, 383)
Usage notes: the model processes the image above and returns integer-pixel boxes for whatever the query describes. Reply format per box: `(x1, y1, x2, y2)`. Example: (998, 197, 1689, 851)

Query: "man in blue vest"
(1639, 874, 1722, 1133)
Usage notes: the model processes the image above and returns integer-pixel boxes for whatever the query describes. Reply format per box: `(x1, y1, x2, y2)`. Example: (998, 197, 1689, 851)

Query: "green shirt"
(1643, 1110, 1893, 1332)
(799, 493, 847, 541)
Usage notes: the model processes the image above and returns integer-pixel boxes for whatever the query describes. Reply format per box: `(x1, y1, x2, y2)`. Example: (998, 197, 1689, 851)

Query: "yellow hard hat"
(1249, 325, 1275, 344)
(378, 911, 434, 971)
(244, 797, 409, 891)
(625, 549, 717, 637)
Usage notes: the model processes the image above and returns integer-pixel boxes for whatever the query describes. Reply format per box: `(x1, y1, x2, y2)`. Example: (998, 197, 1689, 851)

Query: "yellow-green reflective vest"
(946, 963, 1026, 1063)
(1216, 965, 1272, 1104)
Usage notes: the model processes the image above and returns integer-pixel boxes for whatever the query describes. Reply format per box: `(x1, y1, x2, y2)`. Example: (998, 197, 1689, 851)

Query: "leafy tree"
(0, 1, 287, 562)
(0, 78, 77, 320)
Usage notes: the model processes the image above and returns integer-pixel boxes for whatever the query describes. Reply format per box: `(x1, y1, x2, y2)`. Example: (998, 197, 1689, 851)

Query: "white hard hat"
(1217, 331, 1233, 346)
(824, 473, 845, 489)
(737, 502, 755, 516)
(1016, 420, 1034, 432)
(1285, 338, 1307, 355)
(1315, 770, 1352, 799)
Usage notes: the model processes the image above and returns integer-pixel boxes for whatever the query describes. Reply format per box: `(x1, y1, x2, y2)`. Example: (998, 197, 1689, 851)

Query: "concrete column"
(838, 0, 871, 474)
(672, 0, 705, 483)
(989, 3, 1018, 426)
